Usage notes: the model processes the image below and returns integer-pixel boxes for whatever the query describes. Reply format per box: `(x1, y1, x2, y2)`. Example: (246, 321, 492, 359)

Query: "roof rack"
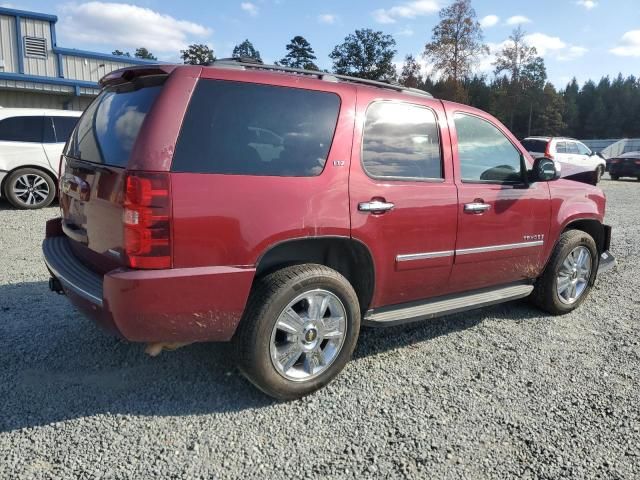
(210, 58, 434, 99)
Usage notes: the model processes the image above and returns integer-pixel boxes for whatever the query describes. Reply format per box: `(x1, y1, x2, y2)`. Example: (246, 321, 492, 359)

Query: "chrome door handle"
(358, 200, 395, 213)
(464, 202, 491, 213)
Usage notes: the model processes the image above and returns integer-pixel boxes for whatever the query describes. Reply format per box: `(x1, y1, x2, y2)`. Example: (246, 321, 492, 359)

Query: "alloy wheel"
(12, 173, 50, 207)
(270, 289, 347, 382)
(556, 246, 592, 305)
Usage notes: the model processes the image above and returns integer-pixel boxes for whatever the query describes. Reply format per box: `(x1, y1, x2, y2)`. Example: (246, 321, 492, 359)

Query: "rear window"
(171, 80, 341, 176)
(521, 139, 548, 153)
(65, 77, 164, 167)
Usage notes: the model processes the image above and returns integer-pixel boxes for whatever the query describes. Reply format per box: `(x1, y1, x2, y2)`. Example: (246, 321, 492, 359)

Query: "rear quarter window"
(0, 116, 44, 143)
(171, 80, 341, 176)
(521, 139, 548, 153)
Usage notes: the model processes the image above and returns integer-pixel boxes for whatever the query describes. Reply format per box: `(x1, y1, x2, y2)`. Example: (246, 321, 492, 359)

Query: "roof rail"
(210, 58, 434, 98)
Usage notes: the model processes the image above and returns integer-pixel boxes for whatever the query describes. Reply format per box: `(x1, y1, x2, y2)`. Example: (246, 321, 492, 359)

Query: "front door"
(349, 94, 458, 309)
(446, 110, 551, 293)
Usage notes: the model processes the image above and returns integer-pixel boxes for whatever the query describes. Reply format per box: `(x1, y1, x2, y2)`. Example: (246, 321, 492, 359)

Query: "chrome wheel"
(270, 289, 347, 382)
(12, 173, 50, 206)
(556, 246, 592, 305)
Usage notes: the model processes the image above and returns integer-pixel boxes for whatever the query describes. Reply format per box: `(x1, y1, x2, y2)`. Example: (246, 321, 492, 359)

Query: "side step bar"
(364, 283, 534, 327)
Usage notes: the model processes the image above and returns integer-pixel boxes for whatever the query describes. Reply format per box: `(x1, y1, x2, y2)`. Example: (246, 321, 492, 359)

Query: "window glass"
(521, 139, 548, 153)
(172, 80, 341, 176)
(0, 116, 44, 143)
(454, 113, 522, 183)
(52, 116, 79, 143)
(576, 142, 591, 155)
(66, 77, 164, 167)
(566, 142, 578, 154)
(556, 142, 567, 154)
(362, 102, 441, 179)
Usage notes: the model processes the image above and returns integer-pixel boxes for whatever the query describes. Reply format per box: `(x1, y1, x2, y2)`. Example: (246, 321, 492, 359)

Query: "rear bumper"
(609, 164, 640, 177)
(43, 228, 255, 343)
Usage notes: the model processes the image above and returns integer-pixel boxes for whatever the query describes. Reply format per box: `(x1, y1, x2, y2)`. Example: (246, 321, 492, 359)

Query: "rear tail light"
(610, 159, 620, 164)
(123, 172, 171, 269)
(635, 160, 640, 165)
(544, 142, 554, 160)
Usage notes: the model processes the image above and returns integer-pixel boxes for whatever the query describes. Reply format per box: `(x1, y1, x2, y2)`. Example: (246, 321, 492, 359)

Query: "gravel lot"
(0, 178, 638, 479)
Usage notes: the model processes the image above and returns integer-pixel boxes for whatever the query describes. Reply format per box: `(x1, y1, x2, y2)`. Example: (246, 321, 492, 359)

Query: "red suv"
(43, 60, 615, 399)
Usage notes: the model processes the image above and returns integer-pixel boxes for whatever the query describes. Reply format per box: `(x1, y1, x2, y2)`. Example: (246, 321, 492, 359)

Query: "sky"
(10, 0, 640, 88)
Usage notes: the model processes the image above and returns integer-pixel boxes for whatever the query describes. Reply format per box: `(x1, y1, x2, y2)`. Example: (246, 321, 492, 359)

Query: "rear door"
(447, 109, 550, 292)
(0, 115, 49, 171)
(60, 76, 166, 272)
(349, 92, 458, 308)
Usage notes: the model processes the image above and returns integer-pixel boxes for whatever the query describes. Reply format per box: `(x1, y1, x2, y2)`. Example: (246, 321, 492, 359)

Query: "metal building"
(0, 6, 159, 110)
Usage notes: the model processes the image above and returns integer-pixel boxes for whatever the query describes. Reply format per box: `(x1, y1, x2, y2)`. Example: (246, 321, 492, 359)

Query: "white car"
(0, 108, 81, 209)
(522, 137, 607, 182)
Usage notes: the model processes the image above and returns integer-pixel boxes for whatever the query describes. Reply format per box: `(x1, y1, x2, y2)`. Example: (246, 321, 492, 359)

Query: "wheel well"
(1, 165, 58, 197)
(255, 237, 375, 313)
(564, 219, 605, 253)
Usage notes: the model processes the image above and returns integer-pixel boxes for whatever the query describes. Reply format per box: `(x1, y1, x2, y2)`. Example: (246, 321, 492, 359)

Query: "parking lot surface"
(0, 178, 638, 479)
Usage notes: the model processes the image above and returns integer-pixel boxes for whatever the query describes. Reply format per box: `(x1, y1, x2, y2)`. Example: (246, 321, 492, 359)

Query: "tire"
(595, 166, 603, 183)
(610, 174, 619, 181)
(3, 168, 56, 209)
(530, 230, 598, 315)
(234, 264, 361, 400)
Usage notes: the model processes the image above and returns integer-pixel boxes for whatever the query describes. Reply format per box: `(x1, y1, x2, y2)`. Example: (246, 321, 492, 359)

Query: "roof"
(208, 58, 435, 99)
(0, 6, 57, 23)
(0, 108, 82, 118)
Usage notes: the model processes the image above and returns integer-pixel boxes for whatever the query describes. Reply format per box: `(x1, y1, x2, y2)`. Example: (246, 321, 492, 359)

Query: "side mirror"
(531, 157, 561, 182)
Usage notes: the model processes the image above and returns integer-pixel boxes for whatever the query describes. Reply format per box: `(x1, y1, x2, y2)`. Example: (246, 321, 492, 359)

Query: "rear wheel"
(234, 264, 360, 400)
(530, 230, 598, 315)
(3, 168, 56, 209)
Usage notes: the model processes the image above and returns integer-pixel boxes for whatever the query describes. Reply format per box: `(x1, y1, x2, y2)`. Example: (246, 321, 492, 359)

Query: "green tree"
(232, 39, 262, 62)
(329, 29, 397, 80)
(181, 44, 215, 65)
(423, 0, 488, 83)
(398, 54, 422, 88)
(493, 27, 547, 134)
(279, 36, 318, 70)
(112, 49, 131, 57)
(535, 83, 566, 136)
(562, 78, 580, 137)
(134, 47, 157, 60)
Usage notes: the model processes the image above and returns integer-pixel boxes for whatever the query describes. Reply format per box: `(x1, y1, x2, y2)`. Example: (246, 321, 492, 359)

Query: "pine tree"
(232, 40, 262, 62)
(279, 36, 318, 70)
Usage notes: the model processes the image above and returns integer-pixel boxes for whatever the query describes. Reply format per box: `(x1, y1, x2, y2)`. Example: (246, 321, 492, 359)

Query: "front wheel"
(530, 230, 598, 315)
(234, 264, 361, 400)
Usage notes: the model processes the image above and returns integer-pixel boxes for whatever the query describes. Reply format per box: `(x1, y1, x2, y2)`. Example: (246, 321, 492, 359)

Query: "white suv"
(522, 137, 607, 182)
(0, 108, 81, 209)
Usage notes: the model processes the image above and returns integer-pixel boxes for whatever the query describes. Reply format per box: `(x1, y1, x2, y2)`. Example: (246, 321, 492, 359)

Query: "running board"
(364, 283, 534, 327)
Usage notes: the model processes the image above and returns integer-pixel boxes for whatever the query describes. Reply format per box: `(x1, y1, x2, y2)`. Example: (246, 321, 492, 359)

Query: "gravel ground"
(0, 178, 638, 479)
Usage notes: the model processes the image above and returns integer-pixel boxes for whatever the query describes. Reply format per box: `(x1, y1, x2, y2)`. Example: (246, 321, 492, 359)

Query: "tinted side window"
(521, 139, 548, 153)
(556, 142, 567, 154)
(567, 142, 579, 154)
(0, 116, 44, 143)
(52, 116, 79, 143)
(172, 80, 341, 176)
(362, 102, 441, 180)
(454, 113, 522, 183)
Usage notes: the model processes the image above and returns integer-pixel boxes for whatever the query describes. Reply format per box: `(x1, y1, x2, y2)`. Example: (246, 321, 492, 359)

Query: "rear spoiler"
(99, 65, 177, 88)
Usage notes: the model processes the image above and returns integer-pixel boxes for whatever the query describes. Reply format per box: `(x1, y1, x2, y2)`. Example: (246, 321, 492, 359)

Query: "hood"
(556, 161, 598, 186)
